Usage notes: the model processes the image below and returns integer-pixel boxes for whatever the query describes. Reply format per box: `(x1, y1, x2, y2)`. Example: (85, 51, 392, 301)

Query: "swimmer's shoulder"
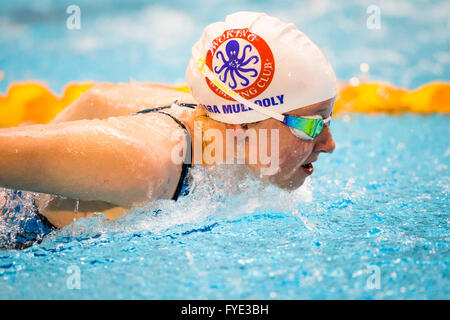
(52, 82, 197, 123)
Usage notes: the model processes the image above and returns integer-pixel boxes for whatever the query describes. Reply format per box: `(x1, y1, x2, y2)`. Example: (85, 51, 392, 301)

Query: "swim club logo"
(206, 28, 275, 101)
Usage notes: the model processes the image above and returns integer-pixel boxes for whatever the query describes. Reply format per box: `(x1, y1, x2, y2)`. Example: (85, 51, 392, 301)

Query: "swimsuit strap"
(136, 103, 195, 200)
(136, 103, 196, 115)
(136, 106, 171, 114)
(157, 111, 192, 201)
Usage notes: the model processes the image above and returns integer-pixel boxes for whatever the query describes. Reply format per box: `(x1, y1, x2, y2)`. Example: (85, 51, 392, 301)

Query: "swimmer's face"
(247, 97, 336, 190)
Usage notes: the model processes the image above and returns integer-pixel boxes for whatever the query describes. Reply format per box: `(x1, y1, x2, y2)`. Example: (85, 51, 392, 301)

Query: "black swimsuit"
(1, 190, 57, 250)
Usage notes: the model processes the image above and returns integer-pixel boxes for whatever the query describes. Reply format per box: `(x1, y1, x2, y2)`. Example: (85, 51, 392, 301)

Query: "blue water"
(1, 114, 449, 299)
(0, 0, 449, 92)
(0, 0, 449, 299)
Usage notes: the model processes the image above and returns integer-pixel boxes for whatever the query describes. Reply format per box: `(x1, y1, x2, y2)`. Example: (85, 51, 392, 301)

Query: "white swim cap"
(186, 11, 337, 124)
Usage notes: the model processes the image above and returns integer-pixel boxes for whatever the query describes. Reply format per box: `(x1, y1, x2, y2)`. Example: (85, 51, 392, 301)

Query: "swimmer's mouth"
(301, 163, 314, 175)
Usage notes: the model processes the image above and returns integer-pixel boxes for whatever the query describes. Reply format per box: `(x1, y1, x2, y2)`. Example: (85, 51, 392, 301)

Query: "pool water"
(0, 0, 449, 299)
(0, 0, 448, 91)
(0, 114, 448, 299)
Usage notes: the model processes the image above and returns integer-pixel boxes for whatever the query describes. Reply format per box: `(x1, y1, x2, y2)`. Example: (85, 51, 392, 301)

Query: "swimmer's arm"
(52, 82, 195, 122)
(0, 116, 181, 208)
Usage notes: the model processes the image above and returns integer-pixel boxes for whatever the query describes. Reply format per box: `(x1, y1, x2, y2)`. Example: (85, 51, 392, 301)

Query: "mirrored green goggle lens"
(282, 115, 324, 139)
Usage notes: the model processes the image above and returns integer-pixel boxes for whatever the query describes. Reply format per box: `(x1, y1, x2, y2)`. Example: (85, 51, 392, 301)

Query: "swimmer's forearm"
(0, 119, 175, 207)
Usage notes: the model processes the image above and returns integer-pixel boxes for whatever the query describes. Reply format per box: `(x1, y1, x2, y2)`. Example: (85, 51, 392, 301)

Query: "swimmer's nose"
(314, 126, 335, 154)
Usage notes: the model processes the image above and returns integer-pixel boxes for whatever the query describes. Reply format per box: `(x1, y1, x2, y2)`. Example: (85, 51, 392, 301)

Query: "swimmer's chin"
(269, 175, 306, 191)
(251, 166, 306, 190)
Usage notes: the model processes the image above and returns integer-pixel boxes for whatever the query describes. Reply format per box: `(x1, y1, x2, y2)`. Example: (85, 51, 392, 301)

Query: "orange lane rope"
(0, 81, 448, 127)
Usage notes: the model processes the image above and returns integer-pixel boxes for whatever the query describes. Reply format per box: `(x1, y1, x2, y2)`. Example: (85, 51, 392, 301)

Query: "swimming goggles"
(284, 114, 331, 140)
(194, 51, 332, 141)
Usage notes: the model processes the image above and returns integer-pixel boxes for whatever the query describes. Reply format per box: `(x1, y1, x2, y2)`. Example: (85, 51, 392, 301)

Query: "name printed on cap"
(202, 94, 285, 114)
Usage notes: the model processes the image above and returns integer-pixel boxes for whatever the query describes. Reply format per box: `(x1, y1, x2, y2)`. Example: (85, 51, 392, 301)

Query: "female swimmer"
(0, 12, 335, 247)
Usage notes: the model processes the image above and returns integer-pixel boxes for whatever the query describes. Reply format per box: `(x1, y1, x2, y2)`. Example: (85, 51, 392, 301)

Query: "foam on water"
(0, 162, 312, 248)
(52, 165, 312, 236)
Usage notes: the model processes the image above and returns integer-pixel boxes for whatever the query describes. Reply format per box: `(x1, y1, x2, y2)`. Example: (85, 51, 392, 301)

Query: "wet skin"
(240, 97, 336, 190)
(0, 83, 334, 228)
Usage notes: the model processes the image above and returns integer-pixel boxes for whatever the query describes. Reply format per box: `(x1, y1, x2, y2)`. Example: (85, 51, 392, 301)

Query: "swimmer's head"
(185, 11, 337, 124)
(186, 12, 337, 189)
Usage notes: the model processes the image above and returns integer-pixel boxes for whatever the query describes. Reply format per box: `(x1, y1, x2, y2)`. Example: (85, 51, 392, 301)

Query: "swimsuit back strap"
(157, 112, 192, 201)
(136, 104, 195, 201)
(136, 106, 172, 114)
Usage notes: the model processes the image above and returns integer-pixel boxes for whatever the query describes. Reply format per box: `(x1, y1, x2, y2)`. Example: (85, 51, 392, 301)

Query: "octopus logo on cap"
(206, 28, 275, 101)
